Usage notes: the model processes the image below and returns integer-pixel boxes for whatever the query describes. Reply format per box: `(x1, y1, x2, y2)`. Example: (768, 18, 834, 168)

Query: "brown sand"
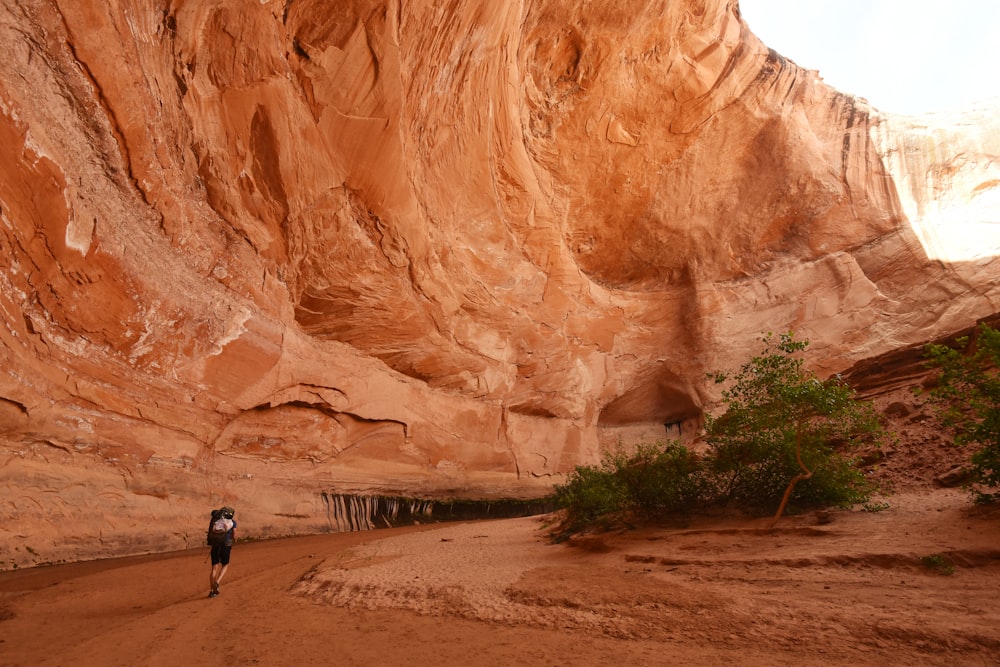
(1, 488, 999, 666)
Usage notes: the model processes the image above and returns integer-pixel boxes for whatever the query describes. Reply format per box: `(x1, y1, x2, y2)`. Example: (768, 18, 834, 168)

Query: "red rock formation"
(1, 0, 997, 566)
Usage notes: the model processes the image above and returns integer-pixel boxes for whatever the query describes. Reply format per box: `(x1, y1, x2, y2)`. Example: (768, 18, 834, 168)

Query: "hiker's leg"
(210, 545, 222, 589)
(215, 546, 232, 586)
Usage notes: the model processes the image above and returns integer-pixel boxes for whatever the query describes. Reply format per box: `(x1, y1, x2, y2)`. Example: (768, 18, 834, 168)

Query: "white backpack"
(207, 509, 234, 545)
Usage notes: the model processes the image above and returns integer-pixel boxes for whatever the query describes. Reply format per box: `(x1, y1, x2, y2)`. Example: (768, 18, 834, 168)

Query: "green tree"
(553, 334, 887, 536)
(704, 332, 884, 524)
(925, 323, 1000, 500)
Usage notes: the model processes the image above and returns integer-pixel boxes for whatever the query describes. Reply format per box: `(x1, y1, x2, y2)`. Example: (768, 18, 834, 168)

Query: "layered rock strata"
(1, 0, 997, 566)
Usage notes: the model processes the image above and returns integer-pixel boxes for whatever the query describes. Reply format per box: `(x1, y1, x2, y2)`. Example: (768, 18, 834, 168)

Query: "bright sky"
(739, 0, 1000, 114)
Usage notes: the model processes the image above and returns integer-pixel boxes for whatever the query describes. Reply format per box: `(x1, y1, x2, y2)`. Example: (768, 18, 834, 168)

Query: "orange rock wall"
(1, 0, 998, 567)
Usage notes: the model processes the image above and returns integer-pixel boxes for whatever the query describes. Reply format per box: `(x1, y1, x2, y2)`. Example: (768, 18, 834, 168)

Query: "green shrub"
(925, 323, 1000, 500)
(609, 441, 708, 515)
(554, 440, 705, 531)
(919, 553, 955, 576)
(554, 460, 629, 530)
(704, 332, 884, 515)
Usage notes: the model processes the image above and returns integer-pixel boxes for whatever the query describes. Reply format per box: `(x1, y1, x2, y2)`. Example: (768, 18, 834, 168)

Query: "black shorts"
(210, 544, 232, 565)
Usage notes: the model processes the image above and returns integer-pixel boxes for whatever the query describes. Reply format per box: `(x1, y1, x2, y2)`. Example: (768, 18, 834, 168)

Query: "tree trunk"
(768, 424, 813, 529)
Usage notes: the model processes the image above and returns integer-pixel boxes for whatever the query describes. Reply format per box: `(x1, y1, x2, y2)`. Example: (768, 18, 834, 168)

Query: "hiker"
(206, 506, 236, 598)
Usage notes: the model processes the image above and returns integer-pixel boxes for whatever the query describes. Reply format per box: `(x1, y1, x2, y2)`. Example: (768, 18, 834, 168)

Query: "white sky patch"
(739, 0, 1000, 114)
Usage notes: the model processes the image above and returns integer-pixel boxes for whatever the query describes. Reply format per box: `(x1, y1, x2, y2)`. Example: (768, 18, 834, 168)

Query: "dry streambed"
(294, 490, 1000, 661)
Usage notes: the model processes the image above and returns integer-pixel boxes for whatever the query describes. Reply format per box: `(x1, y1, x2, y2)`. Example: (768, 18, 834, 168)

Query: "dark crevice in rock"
(319, 492, 556, 532)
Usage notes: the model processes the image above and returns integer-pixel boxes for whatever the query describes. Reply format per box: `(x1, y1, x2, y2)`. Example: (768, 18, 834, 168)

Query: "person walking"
(206, 506, 236, 598)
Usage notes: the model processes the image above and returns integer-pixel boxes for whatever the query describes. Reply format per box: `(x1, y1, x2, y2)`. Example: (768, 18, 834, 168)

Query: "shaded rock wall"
(1, 0, 998, 567)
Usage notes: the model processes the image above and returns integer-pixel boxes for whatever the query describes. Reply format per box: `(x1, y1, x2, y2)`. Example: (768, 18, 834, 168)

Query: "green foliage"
(925, 323, 1000, 499)
(704, 332, 884, 513)
(554, 440, 705, 532)
(555, 333, 887, 534)
(919, 554, 955, 576)
(608, 441, 708, 515)
(861, 500, 891, 513)
(553, 459, 629, 531)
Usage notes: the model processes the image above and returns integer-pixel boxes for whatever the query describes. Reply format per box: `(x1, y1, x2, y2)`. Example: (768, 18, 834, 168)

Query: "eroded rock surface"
(1, 0, 998, 566)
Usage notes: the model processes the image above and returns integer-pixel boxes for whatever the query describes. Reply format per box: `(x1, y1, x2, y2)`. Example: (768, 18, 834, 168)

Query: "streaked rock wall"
(1, 0, 997, 567)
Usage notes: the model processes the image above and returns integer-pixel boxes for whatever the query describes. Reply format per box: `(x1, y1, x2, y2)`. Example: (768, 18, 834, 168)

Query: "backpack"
(207, 507, 234, 546)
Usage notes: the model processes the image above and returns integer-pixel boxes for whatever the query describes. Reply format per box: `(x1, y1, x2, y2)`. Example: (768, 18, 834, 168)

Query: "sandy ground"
(1, 487, 999, 666)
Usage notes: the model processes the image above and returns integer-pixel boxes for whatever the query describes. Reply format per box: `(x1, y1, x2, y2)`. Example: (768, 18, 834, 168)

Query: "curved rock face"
(1, 0, 998, 566)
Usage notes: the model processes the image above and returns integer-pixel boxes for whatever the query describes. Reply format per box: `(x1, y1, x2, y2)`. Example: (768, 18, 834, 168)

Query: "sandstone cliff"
(1, 0, 998, 567)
